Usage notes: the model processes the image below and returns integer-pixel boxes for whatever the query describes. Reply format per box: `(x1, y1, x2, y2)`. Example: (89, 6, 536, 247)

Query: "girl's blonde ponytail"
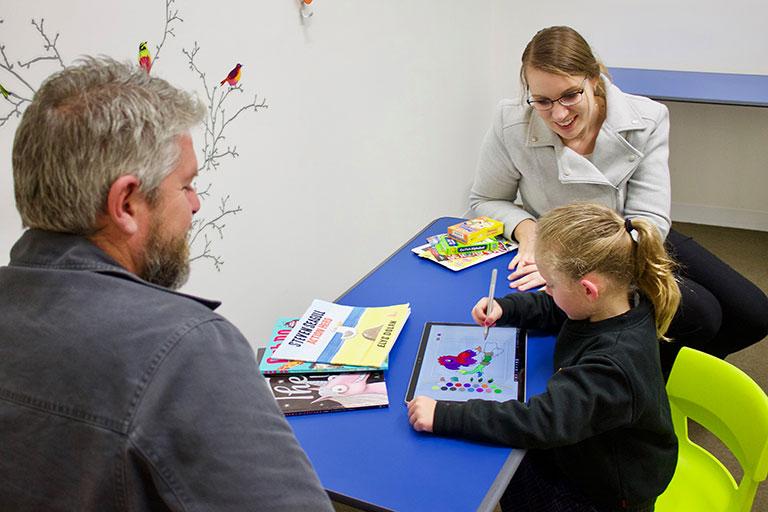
(626, 218, 680, 340)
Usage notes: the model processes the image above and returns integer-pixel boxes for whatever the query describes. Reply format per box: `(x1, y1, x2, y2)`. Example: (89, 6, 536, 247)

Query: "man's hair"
(12, 56, 206, 234)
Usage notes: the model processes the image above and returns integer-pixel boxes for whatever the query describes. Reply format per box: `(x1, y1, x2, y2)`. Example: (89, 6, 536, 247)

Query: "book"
(258, 348, 389, 415)
(412, 236, 517, 271)
(432, 233, 499, 256)
(447, 216, 504, 245)
(259, 317, 388, 374)
(271, 299, 411, 367)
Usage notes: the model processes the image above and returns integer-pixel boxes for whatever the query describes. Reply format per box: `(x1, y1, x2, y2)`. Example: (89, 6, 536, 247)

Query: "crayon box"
(447, 216, 504, 245)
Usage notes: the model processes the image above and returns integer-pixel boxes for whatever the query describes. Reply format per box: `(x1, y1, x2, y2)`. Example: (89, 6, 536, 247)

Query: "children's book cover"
(259, 349, 389, 416)
(259, 317, 388, 374)
(270, 300, 410, 367)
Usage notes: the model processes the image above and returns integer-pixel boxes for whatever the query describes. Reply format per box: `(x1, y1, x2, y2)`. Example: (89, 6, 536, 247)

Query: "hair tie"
(624, 218, 638, 242)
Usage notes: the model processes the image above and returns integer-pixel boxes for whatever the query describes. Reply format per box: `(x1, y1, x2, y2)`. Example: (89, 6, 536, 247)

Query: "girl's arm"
(495, 290, 567, 332)
(432, 354, 634, 448)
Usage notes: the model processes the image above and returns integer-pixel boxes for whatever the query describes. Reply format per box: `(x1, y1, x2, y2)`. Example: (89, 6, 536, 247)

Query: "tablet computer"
(405, 322, 526, 403)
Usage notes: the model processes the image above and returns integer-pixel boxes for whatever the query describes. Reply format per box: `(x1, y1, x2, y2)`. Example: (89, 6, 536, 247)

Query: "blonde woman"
(409, 203, 679, 511)
(469, 25, 767, 372)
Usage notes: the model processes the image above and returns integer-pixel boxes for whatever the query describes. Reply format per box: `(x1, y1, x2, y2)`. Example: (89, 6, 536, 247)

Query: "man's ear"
(579, 275, 601, 302)
(104, 175, 145, 235)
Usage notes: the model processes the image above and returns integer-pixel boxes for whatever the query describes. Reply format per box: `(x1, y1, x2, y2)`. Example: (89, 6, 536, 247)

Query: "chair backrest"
(664, 347, 768, 511)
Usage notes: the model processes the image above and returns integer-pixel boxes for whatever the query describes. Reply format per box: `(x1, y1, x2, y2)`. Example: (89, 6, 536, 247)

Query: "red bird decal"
(220, 63, 242, 86)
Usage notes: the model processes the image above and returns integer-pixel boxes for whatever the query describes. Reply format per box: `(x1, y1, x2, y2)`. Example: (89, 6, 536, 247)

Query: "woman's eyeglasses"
(527, 78, 587, 111)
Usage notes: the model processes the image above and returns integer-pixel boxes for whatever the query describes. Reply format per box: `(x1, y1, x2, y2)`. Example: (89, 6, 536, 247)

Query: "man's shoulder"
(43, 265, 239, 367)
(73, 267, 222, 328)
(122, 275, 221, 318)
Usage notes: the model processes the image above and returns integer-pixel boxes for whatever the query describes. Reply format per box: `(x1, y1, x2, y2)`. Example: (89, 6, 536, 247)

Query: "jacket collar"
(525, 75, 644, 149)
(8, 229, 221, 310)
(602, 78, 645, 132)
(525, 107, 560, 148)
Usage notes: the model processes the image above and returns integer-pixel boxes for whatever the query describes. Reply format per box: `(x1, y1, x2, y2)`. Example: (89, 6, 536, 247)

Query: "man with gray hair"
(0, 57, 334, 511)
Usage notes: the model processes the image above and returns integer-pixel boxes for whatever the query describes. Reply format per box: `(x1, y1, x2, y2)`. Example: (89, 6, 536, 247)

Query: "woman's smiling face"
(525, 67, 601, 145)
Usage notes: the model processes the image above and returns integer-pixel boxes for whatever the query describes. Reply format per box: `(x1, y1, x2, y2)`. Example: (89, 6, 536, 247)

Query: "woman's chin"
(551, 118, 579, 139)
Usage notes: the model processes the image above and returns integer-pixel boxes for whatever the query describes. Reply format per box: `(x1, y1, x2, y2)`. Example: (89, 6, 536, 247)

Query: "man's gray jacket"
(0, 229, 333, 511)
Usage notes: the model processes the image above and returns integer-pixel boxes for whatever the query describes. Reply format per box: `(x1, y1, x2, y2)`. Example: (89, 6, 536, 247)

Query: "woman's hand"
(407, 396, 437, 433)
(471, 297, 503, 328)
(508, 219, 546, 290)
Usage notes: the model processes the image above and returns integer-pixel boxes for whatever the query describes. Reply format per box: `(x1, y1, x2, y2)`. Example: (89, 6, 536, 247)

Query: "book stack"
(412, 217, 518, 271)
(259, 300, 410, 415)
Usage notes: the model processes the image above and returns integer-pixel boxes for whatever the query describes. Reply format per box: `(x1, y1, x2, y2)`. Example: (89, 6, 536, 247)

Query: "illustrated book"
(258, 349, 389, 416)
(270, 299, 410, 367)
(259, 317, 388, 374)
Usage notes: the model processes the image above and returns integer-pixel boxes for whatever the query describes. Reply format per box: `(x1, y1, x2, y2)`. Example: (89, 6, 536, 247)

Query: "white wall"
(1, 1, 766, 349)
(489, 0, 768, 75)
(666, 102, 768, 231)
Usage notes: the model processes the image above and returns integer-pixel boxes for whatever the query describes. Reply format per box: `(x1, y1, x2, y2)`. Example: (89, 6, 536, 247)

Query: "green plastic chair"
(656, 347, 768, 511)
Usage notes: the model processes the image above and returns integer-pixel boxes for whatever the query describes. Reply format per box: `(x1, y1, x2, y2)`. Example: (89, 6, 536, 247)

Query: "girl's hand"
(471, 297, 502, 328)
(407, 396, 437, 433)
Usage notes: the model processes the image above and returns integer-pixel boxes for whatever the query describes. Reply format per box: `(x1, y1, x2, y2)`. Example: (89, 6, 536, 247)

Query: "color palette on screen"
(431, 375, 503, 394)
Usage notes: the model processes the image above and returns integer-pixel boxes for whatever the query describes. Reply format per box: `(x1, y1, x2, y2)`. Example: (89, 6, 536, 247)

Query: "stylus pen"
(483, 268, 497, 340)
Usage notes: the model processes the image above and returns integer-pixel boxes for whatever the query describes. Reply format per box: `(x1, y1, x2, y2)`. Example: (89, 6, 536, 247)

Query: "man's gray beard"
(140, 220, 191, 290)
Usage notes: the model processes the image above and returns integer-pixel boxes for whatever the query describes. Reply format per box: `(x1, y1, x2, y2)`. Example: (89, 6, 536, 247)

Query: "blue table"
(286, 217, 556, 512)
(608, 67, 768, 107)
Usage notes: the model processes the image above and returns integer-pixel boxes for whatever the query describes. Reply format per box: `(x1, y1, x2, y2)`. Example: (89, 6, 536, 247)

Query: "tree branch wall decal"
(183, 41, 268, 269)
(0, 3, 266, 271)
(1, 17, 63, 126)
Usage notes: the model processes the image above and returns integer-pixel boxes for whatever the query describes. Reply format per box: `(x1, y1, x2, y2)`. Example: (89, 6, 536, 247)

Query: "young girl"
(408, 203, 680, 512)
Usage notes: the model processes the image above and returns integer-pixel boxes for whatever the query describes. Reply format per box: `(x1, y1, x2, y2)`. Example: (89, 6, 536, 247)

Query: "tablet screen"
(405, 322, 526, 403)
